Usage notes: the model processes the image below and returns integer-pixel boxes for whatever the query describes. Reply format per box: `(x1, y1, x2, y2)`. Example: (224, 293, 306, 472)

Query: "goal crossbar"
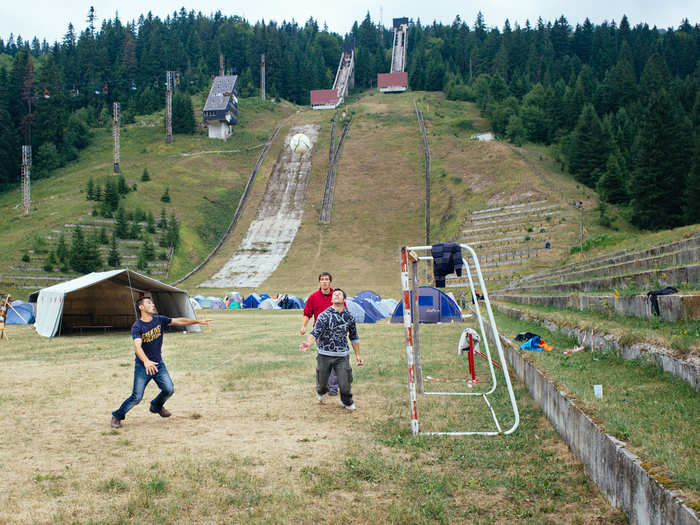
(400, 244, 520, 436)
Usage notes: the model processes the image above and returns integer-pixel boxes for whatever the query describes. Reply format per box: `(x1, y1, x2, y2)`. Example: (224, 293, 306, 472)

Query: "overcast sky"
(1, 1, 697, 45)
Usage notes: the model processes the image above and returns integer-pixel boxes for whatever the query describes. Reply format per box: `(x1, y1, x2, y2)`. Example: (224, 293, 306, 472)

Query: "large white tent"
(29, 269, 200, 337)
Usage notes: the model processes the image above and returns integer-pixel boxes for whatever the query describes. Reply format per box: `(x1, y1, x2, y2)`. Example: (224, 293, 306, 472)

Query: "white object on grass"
(289, 133, 312, 154)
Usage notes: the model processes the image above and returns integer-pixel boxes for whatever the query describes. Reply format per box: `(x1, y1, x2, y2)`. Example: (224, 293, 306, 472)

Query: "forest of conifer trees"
(0, 9, 698, 229)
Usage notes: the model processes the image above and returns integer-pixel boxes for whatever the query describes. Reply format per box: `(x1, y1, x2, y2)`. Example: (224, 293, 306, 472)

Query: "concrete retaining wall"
(491, 293, 700, 322)
(509, 264, 700, 294)
(509, 248, 700, 289)
(493, 304, 700, 389)
(481, 323, 699, 524)
(515, 235, 700, 286)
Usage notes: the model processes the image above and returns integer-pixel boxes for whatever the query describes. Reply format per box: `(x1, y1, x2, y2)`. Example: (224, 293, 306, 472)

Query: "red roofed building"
(378, 72, 408, 93)
(310, 89, 340, 110)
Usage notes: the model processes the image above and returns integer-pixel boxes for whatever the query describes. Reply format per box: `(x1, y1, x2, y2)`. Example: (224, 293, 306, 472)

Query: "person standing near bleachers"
(300, 272, 339, 395)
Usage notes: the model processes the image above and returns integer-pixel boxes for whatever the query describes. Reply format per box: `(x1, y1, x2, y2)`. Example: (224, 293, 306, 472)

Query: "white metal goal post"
(399, 244, 520, 436)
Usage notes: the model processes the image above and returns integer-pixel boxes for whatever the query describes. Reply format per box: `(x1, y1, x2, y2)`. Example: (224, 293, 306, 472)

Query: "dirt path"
(201, 124, 320, 288)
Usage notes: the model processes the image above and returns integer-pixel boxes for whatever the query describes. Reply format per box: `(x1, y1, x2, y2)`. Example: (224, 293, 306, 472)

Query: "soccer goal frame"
(399, 244, 520, 436)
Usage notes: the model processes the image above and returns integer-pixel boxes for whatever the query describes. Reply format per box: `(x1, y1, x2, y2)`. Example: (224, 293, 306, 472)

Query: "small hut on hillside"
(203, 75, 239, 139)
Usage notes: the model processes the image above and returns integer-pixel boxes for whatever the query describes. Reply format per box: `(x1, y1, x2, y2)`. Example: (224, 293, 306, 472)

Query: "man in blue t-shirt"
(111, 297, 209, 428)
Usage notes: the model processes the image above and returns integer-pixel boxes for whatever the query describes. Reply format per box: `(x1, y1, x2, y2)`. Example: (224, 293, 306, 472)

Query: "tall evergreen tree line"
(1, 10, 698, 227)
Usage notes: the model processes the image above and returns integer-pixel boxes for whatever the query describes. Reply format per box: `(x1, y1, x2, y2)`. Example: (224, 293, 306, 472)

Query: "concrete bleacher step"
(504, 247, 700, 290)
(492, 292, 700, 322)
(461, 219, 554, 236)
(470, 199, 548, 216)
(462, 232, 547, 247)
(514, 235, 700, 287)
(504, 264, 699, 295)
(465, 204, 561, 222)
(467, 210, 565, 229)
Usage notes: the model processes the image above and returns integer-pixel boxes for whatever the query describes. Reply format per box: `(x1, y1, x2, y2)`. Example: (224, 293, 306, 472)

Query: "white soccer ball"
(290, 133, 312, 154)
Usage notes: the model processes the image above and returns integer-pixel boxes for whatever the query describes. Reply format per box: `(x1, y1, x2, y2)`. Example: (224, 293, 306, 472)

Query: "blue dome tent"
(243, 293, 263, 308)
(356, 290, 381, 302)
(390, 286, 462, 323)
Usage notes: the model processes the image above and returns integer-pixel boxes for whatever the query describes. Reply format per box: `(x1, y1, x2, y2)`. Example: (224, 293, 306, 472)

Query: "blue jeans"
(112, 360, 174, 420)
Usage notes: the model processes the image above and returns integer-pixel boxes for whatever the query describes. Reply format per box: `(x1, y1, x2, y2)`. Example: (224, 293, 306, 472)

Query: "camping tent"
(30, 269, 200, 337)
(243, 293, 263, 308)
(225, 291, 243, 303)
(346, 298, 378, 323)
(390, 286, 463, 323)
(356, 290, 381, 302)
(374, 298, 399, 317)
(258, 298, 280, 310)
(277, 294, 304, 309)
(352, 297, 385, 320)
(6, 300, 35, 324)
(193, 295, 226, 309)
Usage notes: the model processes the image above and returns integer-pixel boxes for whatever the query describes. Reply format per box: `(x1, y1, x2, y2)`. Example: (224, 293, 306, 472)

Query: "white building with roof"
(203, 75, 239, 140)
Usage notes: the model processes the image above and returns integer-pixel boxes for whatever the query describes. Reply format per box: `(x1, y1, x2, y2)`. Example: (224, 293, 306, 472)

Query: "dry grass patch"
(0, 310, 625, 523)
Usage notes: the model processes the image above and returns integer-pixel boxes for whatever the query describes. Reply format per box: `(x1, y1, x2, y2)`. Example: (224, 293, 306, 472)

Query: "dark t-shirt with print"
(131, 314, 172, 363)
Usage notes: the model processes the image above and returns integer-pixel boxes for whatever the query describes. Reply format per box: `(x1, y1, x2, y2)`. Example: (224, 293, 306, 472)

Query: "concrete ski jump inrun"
(201, 124, 320, 288)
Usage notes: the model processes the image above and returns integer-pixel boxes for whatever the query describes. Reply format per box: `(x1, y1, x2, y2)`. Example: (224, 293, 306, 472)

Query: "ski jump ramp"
(200, 124, 320, 288)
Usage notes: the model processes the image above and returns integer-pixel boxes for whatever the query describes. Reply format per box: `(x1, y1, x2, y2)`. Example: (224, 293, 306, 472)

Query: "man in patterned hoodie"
(299, 288, 364, 410)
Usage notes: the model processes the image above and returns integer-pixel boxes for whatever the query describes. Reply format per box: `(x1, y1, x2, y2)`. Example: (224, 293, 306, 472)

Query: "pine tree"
(568, 103, 610, 187)
(129, 221, 141, 240)
(157, 208, 167, 229)
(630, 89, 691, 229)
(86, 178, 95, 200)
(117, 174, 129, 195)
(43, 250, 56, 272)
(136, 243, 148, 271)
(596, 151, 629, 204)
(143, 235, 155, 260)
(172, 92, 196, 134)
(99, 226, 109, 244)
(103, 178, 120, 212)
(506, 115, 526, 146)
(167, 213, 180, 249)
(84, 234, 102, 272)
(56, 233, 68, 264)
(141, 168, 150, 182)
(114, 207, 129, 238)
(160, 187, 171, 203)
(683, 135, 700, 224)
(147, 211, 156, 233)
(107, 232, 121, 267)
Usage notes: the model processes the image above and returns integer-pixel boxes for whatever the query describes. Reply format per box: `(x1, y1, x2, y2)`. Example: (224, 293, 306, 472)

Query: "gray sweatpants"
(317, 354, 353, 407)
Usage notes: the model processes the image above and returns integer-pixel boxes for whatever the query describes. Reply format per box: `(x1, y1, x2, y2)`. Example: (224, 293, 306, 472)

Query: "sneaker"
(110, 416, 121, 429)
(316, 392, 326, 403)
(149, 406, 172, 418)
(342, 402, 356, 411)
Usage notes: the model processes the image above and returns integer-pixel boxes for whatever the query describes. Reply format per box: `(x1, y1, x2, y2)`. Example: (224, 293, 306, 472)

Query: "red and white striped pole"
(400, 246, 419, 435)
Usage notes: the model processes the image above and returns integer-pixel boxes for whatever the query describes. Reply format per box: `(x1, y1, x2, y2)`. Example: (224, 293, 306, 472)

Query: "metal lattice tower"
(260, 54, 266, 100)
(21, 145, 31, 216)
(113, 102, 120, 173)
(165, 71, 173, 144)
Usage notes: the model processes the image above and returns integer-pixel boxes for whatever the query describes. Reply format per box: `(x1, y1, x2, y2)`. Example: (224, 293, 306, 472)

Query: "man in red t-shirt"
(301, 272, 338, 395)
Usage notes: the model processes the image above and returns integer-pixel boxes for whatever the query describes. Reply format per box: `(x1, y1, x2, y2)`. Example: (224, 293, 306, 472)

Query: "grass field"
(492, 311, 700, 509)
(0, 310, 626, 524)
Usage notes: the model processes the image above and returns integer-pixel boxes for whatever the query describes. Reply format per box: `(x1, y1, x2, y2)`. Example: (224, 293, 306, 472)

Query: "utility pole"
(260, 53, 266, 101)
(113, 102, 120, 173)
(575, 201, 584, 253)
(219, 53, 224, 77)
(21, 146, 31, 216)
(165, 71, 173, 144)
